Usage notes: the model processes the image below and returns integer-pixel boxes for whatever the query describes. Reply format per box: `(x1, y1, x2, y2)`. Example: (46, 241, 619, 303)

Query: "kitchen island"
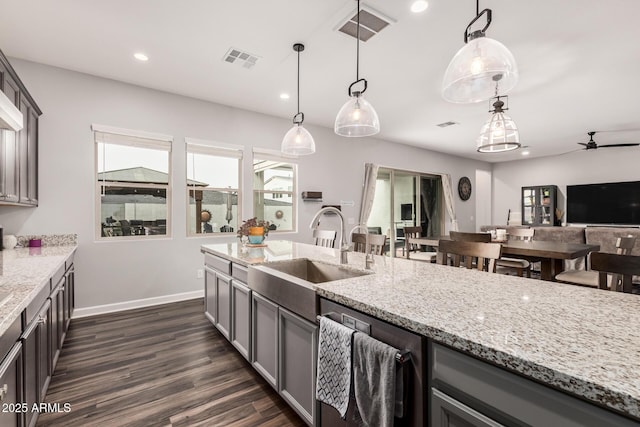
(202, 240, 640, 425)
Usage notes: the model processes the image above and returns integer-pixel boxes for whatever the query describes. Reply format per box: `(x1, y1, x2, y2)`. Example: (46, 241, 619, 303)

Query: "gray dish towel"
(316, 316, 356, 418)
(352, 331, 400, 427)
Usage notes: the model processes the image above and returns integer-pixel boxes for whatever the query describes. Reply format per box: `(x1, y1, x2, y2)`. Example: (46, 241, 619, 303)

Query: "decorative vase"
(248, 226, 265, 245)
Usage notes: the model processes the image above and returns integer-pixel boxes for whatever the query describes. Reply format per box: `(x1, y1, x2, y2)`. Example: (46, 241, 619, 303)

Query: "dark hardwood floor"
(37, 299, 306, 427)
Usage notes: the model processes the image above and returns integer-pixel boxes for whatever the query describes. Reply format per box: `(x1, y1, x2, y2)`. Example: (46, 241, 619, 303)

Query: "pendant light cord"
(297, 48, 300, 115)
(356, 0, 360, 81)
(476, 0, 479, 16)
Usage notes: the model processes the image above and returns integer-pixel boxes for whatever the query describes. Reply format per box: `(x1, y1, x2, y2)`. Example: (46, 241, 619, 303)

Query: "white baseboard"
(72, 290, 204, 319)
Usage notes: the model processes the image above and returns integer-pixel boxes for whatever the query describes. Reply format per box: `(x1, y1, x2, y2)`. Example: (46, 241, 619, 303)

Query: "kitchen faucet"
(309, 206, 349, 264)
(349, 224, 375, 270)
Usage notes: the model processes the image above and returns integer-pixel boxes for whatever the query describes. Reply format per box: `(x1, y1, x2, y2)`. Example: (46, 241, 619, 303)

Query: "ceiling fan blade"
(599, 143, 640, 148)
(577, 143, 588, 147)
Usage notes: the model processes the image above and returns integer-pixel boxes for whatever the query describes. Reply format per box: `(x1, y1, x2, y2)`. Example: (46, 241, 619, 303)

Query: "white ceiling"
(1, 0, 639, 162)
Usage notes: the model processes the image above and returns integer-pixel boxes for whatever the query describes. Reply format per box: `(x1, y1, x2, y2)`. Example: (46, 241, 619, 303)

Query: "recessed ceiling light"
(410, 1, 429, 13)
(280, 93, 290, 100)
(521, 150, 530, 156)
(134, 52, 149, 62)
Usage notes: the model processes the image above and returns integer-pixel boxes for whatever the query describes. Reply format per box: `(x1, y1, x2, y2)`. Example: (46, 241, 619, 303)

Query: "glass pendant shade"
(334, 93, 380, 137)
(442, 36, 518, 103)
(477, 110, 520, 153)
(281, 123, 315, 155)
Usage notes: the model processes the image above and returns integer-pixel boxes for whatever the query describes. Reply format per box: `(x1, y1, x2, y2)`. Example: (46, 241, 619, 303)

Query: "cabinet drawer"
(231, 263, 248, 283)
(0, 315, 21, 364)
(205, 253, 231, 275)
(0, 342, 22, 427)
(52, 264, 65, 289)
(24, 282, 52, 326)
(431, 343, 638, 427)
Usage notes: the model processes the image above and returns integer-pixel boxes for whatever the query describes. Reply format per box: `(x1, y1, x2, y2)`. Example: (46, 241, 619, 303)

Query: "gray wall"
(492, 149, 640, 226)
(0, 59, 490, 313)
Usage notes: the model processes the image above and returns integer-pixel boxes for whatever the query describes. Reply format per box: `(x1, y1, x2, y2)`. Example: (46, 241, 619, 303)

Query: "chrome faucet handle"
(365, 252, 374, 269)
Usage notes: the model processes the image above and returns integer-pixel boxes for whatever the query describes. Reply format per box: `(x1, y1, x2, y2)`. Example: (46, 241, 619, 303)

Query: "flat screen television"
(567, 180, 640, 225)
(401, 203, 413, 220)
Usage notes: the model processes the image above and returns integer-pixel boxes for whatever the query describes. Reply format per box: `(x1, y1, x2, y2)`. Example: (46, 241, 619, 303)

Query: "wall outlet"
(347, 217, 355, 225)
(196, 269, 204, 279)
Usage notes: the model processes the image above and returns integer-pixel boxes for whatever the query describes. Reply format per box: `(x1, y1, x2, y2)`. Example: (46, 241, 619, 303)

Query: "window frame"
(185, 138, 243, 237)
(93, 124, 173, 241)
(252, 148, 298, 234)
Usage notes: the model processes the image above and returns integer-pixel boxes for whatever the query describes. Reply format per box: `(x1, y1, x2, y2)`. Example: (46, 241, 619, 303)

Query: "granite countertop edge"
(0, 245, 78, 337)
(314, 288, 639, 419)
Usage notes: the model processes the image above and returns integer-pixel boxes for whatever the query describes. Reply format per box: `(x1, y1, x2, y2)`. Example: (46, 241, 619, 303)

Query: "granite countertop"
(0, 245, 77, 336)
(202, 240, 640, 420)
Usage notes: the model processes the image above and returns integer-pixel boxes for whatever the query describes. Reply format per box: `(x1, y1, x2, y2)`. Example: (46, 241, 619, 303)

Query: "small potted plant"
(238, 217, 270, 245)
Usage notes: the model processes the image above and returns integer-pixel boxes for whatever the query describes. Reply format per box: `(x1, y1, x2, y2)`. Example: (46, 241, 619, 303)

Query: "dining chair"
(404, 226, 437, 263)
(313, 229, 337, 248)
(496, 228, 535, 278)
(449, 231, 492, 267)
(352, 233, 387, 256)
(555, 236, 636, 288)
(438, 240, 503, 273)
(590, 252, 640, 293)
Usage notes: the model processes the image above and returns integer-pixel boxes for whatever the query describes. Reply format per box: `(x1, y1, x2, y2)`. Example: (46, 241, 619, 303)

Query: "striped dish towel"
(315, 316, 355, 418)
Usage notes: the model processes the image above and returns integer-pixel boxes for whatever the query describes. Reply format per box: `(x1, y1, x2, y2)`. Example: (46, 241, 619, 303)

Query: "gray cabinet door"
(278, 307, 317, 426)
(231, 280, 251, 360)
(0, 343, 23, 427)
(21, 299, 50, 427)
(37, 302, 52, 403)
(215, 272, 232, 339)
(204, 266, 217, 325)
(1, 130, 18, 202)
(27, 108, 38, 204)
(49, 280, 64, 368)
(251, 292, 278, 388)
(18, 94, 29, 204)
(431, 388, 504, 427)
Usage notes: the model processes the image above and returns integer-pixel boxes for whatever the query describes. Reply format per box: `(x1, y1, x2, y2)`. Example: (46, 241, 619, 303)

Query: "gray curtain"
(359, 163, 379, 227)
(420, 177, 441, 237)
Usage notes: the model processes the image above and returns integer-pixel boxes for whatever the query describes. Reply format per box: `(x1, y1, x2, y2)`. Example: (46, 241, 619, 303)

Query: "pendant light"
(281, 43, 316, 155)
(477, 74, 520, 152)
(442, 0, 518, 104)
(334, 0, 380, 137)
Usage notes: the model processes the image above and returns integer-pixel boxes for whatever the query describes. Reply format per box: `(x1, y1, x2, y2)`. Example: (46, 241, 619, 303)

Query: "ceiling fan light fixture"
(334, 0, 380, 137)
(282, 43, 315, 155)
(442, 2, 518, 103)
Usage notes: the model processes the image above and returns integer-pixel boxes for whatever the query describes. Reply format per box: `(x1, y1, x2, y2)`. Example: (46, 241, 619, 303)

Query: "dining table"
(408, 235, 600, 281)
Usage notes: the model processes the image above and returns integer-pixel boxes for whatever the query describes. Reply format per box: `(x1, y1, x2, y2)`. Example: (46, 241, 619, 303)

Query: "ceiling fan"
(578, 131, 640, 150)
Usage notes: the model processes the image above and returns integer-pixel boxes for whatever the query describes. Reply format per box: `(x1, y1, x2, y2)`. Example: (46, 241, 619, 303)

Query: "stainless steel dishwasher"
(318, 298, 427, 427)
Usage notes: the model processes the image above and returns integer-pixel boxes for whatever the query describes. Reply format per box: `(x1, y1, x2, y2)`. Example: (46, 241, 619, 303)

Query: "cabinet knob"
(0, 384, 8, 401)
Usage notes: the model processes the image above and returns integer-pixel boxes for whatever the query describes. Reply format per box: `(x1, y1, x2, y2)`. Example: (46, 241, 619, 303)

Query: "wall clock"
(458, 177, 472, 201)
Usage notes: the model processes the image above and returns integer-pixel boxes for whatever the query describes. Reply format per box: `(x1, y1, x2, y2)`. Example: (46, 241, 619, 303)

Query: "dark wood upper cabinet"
(0, 48, 42, 207)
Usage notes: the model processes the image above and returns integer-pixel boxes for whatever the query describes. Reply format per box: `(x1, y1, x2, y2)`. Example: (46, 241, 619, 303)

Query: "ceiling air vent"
(222, 48, 260, 69)
(436, 121, 458, 128)
(335, 4, 395, 42)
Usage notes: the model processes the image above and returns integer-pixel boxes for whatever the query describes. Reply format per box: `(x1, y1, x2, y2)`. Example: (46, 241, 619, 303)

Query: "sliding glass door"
(368, 168, 443, 257)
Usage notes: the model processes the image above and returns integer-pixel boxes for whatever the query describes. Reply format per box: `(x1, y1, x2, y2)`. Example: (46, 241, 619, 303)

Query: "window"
(253, 150, 297, 232)
(186, 140, 242, 236)
(94, 125, 172, 239)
